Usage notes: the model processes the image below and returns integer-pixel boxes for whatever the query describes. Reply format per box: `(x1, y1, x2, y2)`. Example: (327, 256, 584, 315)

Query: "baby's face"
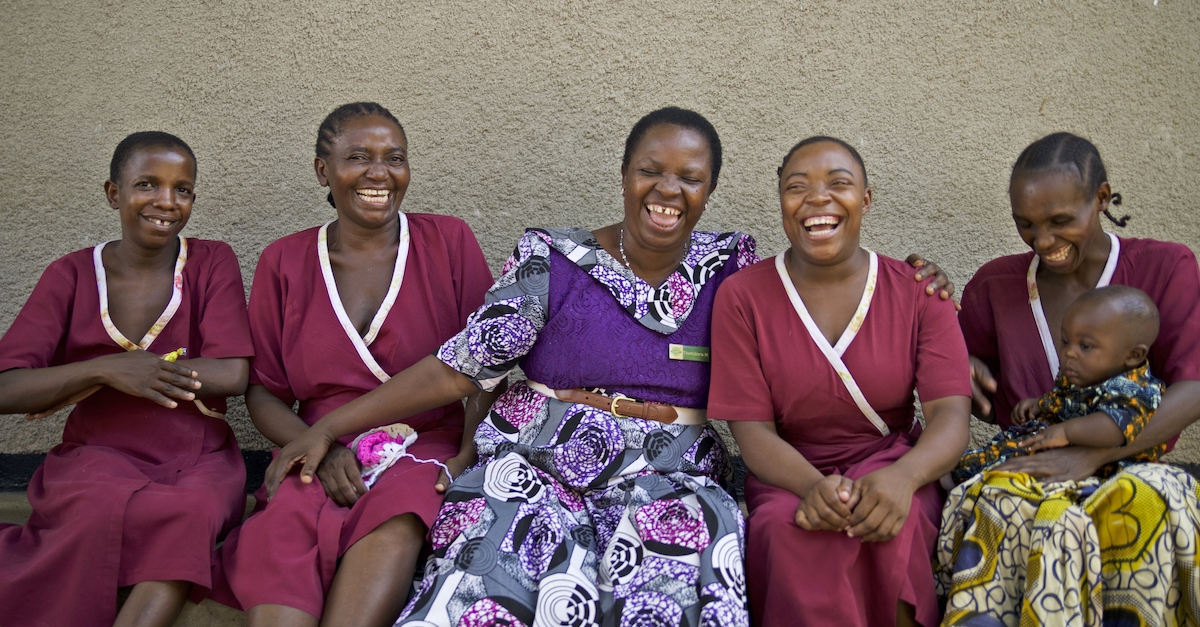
(1058, 306, 1137, 388)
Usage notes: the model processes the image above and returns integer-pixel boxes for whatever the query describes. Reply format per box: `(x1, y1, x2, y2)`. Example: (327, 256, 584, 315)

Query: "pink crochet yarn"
(355, 431, 397, 466)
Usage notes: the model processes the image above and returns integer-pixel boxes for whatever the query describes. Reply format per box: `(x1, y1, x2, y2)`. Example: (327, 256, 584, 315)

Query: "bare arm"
(245, 384, 310, 447)
(0, 351, 201, 414)
(1062, 413, 1126, 448)
(435, 381, 507, 493)
(179, 357, 249, 399)
(728, 420, 855, 531)
(263, 355, 480, 497)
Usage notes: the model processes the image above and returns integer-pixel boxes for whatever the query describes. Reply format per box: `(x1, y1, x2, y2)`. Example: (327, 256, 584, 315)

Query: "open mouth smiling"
(802, 215, 842, 237)
(646, 203, 682, 228)
(356, 189, 391, 203)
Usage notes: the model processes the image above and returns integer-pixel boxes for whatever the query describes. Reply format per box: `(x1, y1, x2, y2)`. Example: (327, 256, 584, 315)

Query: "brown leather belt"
(525, 381, 706, 426)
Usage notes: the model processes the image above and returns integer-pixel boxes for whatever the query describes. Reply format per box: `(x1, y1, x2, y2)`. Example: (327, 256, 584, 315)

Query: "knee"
(363, 514, 426, 557)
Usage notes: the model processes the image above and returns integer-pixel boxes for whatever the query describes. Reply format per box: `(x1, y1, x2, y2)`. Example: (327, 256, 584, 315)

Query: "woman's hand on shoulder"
(845, 466, 917, 542)
(316, 443, 368, 507)
(905, 254, 958, 308)
(795, 474, 855, 532)
(97, 350, 201, 408)
(264, 424, 336, 500)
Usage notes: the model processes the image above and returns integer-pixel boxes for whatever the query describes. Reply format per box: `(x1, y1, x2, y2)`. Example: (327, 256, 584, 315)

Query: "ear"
(314, 157, 330, 187)
(861, 188, 873, 217)
(1124, 343, 1149, 368)
(104, 180, 120, 210)
(1095, 181, 1112, 213)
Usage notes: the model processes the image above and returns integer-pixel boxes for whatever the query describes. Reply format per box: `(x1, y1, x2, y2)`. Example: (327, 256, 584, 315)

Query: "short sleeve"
(958, 273, 1000, 379)
(734, 233, 761, 271)
(1095, 376, 1163, 444)
(436, 230, 551, 391)
(914, 288, 972, 402)
(246, 243, 296, 406)
(195, 241, 254, 360)
(1148, 250, 1200, 385)
(708, 278, 776, 422)
(0, 261, 75, 373)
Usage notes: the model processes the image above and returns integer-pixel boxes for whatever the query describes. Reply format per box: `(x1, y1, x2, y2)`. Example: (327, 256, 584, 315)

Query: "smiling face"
(778, 140, 871, 266)
(1010, 169, 1109, 273)
(619, 124, 713, 255)
(315, 114, 410, 229)
(105, 145, 196, 250)
(1058, 300, 1145, 387)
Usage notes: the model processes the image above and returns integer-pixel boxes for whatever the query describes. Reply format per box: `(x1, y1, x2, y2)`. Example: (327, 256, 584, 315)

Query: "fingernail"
(167, 401, 177, 408)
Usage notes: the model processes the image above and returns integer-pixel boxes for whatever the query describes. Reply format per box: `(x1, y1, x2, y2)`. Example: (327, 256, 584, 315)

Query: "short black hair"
(777, 136, 868, 188)
(1069, 285, 1160, 347)
(315, 102, 406, 207)
(109, 131, 196, 183)
(622, 107, 722, 190)
(1012, 132, 1129, 227)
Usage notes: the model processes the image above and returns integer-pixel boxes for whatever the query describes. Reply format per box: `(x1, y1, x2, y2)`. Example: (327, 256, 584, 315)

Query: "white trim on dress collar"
(95, 235, 187, 351)
(317, 215, 411, 384)
(1027, 231, 1120, 380)
(775, 251, 891, 436)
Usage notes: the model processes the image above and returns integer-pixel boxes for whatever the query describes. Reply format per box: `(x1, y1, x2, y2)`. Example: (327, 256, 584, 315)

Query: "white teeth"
(146, 217, 172, 226)
(357, 189, 389, 197)
(803, 215, 840, 228)
(647, 205, 680, 216)
(1044, 246, 1070, 262)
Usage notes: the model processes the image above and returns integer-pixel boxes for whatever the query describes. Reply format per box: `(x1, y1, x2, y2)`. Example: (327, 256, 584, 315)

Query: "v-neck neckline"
(775, 251, 892, 436)
(776, 250, 877, 358)
(1027, 231, 1120, 379)
(94, 236, 187, 351)
(317, 217, 410, 383)
(540, 227, 741, 335)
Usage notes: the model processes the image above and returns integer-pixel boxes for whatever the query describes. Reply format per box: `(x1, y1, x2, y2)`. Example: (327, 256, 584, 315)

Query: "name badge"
(669, 344, 710, 362)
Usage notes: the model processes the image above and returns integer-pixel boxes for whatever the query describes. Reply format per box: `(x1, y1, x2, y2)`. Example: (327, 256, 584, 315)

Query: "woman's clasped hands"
(794, 466, 917, 543)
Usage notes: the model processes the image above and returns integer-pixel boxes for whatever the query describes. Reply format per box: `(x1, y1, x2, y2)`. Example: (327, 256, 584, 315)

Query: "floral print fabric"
(402, 228, 754, 627)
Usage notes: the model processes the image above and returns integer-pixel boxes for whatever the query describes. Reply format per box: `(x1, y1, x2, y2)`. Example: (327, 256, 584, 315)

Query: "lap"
(402, 450, 748, 626)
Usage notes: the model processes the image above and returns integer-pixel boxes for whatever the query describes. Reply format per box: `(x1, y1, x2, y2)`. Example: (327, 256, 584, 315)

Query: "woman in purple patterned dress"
(262, 107, 953, 627)
(263, 107, 751, 627)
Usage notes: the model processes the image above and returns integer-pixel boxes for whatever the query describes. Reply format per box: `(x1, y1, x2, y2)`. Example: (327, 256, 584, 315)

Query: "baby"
(953, 285, 1166, 484)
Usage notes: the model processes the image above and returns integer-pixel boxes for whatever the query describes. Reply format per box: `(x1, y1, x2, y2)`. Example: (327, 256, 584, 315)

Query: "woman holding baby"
(937, 133, 1200, 626)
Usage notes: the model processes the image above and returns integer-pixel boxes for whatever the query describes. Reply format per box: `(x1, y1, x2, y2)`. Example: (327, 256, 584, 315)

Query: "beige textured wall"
(2, 0, 1198, 460)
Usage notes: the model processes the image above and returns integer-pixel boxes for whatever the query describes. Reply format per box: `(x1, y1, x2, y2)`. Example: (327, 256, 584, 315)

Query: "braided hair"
(315, 102, 405, 207)
(623, 107, 722, 191)
(1012, 132, 1129, 227)
(109, 131, 196, 183)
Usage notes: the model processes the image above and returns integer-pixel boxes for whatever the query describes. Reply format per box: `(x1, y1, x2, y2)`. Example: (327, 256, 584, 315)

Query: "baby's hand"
(1011, 398, 1041, 426)
(1021, 423, 1070, 453)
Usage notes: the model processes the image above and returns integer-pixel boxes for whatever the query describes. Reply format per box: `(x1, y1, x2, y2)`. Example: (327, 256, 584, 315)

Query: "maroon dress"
(961, 235, 1200, 430)
(0, 238, 253, 627)
(709, 253, 971, 627)
(211, 214, 493, 617)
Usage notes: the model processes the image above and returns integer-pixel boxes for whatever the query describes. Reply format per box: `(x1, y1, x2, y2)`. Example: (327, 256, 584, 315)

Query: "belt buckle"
(609, 394, 633, 418)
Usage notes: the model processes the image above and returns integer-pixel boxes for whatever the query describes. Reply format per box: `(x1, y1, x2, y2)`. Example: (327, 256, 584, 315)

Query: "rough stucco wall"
(1, 0, 1198, 460)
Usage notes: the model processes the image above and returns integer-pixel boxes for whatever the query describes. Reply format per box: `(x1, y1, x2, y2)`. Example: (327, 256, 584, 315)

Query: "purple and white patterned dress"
(398, 227, 757, 627)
